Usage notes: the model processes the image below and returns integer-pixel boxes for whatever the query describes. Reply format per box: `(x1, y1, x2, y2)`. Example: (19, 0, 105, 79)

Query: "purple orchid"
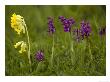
(47, 17, 55, 34)
(73, 28, 81, 42)
(59, 16, 75, 32)
(99, 27, 106, 36)
(80, 21, 91, 39)
(73, 20, 92, 41)
(35, 50, 44, 61)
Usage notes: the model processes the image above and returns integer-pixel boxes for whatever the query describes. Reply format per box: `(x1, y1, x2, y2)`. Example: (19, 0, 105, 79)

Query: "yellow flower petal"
(14, 41, 27, 54)
(11, 13, 26, 35)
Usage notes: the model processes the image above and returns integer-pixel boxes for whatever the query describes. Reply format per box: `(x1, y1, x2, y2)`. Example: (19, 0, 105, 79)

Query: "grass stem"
(51, 34, 54, 67)
(25, 25, 31, 65)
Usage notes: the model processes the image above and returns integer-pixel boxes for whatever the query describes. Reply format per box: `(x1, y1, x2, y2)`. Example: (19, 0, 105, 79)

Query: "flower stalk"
(69, 32, 75, 65)
(47, 17, 55, 67)
(25, 25, 31, 65)
(51, 34, 54, 67)
(11, 13, 31, 65)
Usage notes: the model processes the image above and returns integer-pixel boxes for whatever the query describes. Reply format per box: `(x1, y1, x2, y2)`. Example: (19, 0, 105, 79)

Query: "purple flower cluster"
(73, 28, 81, 41)
(80, 21, 91, 39)
(35, 50, 44, 61)
(99, 27, 106, 36)
(59, 16, 75, 32)
(47, 17, 55, 34)
(73, 21, 91, 41)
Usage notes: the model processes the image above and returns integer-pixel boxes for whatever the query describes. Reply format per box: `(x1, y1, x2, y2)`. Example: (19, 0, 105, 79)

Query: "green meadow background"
(5, 5, 106, 76)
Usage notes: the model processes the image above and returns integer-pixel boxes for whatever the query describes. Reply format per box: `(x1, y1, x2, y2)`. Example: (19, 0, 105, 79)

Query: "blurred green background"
(5, 5, 106, 76)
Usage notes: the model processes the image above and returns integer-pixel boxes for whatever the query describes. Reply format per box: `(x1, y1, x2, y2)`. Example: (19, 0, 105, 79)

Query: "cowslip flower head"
(59, 16, 75, 32)
(14, 41, 27, 53)
(11, 13, 26, 35)
(35, 50, 44, 61)
(47, 17, 55, 34)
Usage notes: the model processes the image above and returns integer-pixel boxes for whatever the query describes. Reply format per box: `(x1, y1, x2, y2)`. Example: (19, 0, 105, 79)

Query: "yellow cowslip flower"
(14, 41, 27, 53)
(11, 13, 26, 35)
